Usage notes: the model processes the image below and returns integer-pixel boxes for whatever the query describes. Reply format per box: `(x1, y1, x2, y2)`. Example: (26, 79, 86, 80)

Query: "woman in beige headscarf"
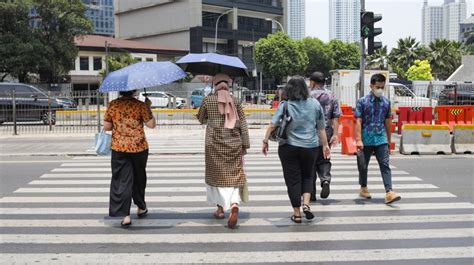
(196, 73, 250, 229)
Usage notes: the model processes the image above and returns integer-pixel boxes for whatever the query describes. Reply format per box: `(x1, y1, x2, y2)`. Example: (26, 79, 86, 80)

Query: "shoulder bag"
(269, 101, 292, 141)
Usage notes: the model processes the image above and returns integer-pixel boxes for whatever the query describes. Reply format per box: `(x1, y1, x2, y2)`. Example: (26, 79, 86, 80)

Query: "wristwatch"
(262, 139, 268, 144)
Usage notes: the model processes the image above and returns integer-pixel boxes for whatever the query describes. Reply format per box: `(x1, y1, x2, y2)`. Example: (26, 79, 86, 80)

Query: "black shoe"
(320, 181, 330, 199)
(302, 204, 314, 220)
(137, 208, 148, 218)
(310, 193, 317, 202)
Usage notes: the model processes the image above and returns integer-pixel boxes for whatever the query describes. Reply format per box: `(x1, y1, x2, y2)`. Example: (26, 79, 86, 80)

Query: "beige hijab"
(214, 73, 237, 129)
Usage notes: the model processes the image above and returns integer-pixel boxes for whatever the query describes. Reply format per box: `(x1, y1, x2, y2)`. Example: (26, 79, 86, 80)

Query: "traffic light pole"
(359, 0, 365, 99)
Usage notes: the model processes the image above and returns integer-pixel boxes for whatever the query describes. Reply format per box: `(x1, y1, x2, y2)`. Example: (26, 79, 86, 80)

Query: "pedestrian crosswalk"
(1, 142, 473, 264)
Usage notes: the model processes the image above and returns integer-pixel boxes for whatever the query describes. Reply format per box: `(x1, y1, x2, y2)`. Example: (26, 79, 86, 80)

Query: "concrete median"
(400, 124, 451, 155)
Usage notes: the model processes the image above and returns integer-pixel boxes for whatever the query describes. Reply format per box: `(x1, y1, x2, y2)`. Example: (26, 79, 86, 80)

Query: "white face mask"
(373, 89, 384, 98)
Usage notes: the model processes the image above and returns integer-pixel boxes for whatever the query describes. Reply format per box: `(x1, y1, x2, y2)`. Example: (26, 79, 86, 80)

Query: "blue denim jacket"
(271, 98, 325, 148)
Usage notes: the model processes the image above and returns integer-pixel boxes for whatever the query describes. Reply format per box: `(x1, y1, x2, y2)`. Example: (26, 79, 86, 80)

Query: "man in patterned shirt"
(355, 73, 401, 204)
(309, 72, 341, 201)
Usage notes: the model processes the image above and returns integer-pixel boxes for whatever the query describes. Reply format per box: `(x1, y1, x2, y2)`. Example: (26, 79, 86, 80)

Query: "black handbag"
(269, 101, 292, 141)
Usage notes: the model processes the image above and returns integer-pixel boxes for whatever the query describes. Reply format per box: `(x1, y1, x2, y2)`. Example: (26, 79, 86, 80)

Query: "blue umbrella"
(99, 61, 187, 92)
(176, 53, 248, 77)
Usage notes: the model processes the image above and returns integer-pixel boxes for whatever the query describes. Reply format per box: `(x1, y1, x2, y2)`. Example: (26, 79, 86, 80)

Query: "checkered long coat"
(197, 94, 250, 187)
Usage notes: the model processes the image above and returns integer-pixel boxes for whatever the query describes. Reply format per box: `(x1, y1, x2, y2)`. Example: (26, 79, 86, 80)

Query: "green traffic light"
(362, 26, 370, 38)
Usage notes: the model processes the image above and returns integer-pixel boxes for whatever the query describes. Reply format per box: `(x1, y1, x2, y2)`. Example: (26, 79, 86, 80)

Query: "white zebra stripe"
(28, 176, 422, 185)
(1, 203, 472, 214)
(0, 192, 455, 203)
(1, 214, 472, 227)
(1, 229, 472, 244)
(13, 183, 436, 193)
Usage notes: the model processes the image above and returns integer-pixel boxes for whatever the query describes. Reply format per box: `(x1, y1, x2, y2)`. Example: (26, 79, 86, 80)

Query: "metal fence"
(1, 83, 471, 135)
(0, 89, 276, 135)
(332, 82, 473, 109)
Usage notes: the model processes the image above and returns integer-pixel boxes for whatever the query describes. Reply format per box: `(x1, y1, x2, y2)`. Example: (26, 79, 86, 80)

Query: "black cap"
(309, 72, 325, 83)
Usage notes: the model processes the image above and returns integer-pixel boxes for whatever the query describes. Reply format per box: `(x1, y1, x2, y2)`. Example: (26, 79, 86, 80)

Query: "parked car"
(138, 91, 186, 109)
(0, 83, 76, 125)
(437, 84, 474, 105)
(190, 87, 212, 109)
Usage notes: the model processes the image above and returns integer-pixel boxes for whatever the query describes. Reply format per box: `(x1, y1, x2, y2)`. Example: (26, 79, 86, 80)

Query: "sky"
(305, 0, 474, 50)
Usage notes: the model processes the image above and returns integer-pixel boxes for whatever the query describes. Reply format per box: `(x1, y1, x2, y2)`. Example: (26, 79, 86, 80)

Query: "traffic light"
(360, 11, 383, 55)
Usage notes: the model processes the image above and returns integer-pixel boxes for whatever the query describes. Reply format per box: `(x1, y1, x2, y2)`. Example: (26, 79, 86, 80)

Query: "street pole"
(359, 0, 366, 101)
(214, 10, 232, 52)
(265, 18, 284, 32)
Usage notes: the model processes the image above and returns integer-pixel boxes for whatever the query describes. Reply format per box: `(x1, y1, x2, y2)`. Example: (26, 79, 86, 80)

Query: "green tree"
(99, 53, 138, 76)
(31, 0, 92, 82)
(299, 37, 334, 77)
(405, 60, 433, 81)
(0, 1, 43, 82)
(389, 37, 428, 79)
(366, 46, 389, 70)
(428, 39, 465, 80)
(327, 40, 359, 69)
(255, 32, 308, 82)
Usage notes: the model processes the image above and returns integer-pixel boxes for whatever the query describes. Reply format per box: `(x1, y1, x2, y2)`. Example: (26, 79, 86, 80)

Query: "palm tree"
(428, 39, 465, 80)
(388, 37, 428, 79)
(367, 46, 388, 70)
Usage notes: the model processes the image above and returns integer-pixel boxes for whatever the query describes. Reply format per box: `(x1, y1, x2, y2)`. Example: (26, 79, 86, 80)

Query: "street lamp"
(265, 18, 284, 32)
(214, 9, 233, 52)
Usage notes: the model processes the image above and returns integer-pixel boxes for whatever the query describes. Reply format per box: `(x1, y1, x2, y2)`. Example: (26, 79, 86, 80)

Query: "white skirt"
(206, 184, 241, 211)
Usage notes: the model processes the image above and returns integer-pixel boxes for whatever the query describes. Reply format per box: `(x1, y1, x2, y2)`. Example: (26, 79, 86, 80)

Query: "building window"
(146, 58, 153, 62)
(93, 57, 102, 71)
(80, 56, 89, 71)
(134, 57, 142, 62)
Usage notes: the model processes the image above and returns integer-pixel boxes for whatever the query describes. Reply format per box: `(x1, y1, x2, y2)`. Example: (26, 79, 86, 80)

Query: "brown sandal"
(213, 210, 225, 219)
(227, 204, 239, 229)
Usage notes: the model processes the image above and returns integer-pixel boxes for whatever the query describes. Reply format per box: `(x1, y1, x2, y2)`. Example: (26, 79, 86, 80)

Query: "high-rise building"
(422, 0, 443, 44)
(422, 0, 467, 45)
(82, 0, 114, 36)
(460, 14, 474, 44)
(287, 0, 305, 40)
(329, 0, 360, 43)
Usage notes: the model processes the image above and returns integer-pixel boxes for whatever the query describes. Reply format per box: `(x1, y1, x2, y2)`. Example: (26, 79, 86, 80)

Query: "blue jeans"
(358, 144, 392, 192)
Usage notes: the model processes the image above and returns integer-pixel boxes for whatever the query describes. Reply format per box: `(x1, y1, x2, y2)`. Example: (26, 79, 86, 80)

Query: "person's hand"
(262, 140, 269, 156)
(323, 144, 331, 159)
(144, 97, 152, 107)
(329, 135, 339, 148)
(356, 139, 364, 150)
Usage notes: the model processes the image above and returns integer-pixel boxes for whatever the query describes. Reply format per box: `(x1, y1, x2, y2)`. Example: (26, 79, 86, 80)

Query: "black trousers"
(278, 144, 317, 208)
(313, 145, 332, 191)
(109, 149, 148, 217)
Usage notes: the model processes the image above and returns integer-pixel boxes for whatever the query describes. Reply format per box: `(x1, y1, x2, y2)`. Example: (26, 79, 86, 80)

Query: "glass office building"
(83, 0, 114, 36)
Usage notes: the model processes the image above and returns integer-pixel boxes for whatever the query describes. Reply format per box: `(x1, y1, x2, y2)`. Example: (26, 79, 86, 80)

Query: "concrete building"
(71, 35, 187, 92)
(422, 0, 467, 45)
(459, 14, 474, 44)
(114, 0, 285, 75)
(329, 0, 360, 43)
(82, 0, 115, 36)
(422, 0, 443, 45)
(287, 0, 305, 40)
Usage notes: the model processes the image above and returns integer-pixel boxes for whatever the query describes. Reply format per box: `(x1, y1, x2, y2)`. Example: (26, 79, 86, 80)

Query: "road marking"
(13, 183, 436, 193)
(1, 203, 472, 214)
(28, 176, 422, 185)
(3, 247, 473, 263)
(1, 214, 472, 227)
(0, 192, 455, 203)
(1, 229, 472, 244)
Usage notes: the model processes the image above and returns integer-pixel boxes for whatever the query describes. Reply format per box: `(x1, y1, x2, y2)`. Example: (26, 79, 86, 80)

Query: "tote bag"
(94, 129, 112, 155)
(269, 101, 292, 141)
